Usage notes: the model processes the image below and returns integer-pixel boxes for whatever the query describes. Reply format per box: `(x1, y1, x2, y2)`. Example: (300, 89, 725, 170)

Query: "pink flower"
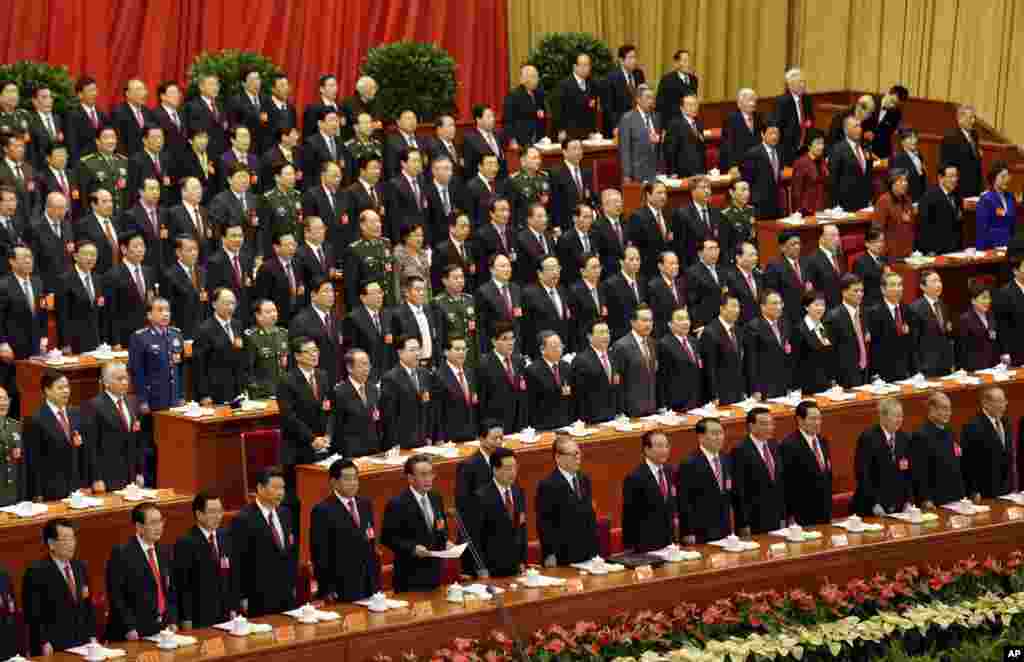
(453, 638, 474, 653)
(545, 640, 565, 654)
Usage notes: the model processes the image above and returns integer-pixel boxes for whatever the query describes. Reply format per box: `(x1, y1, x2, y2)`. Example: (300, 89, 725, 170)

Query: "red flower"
(544, 640, 565, 654)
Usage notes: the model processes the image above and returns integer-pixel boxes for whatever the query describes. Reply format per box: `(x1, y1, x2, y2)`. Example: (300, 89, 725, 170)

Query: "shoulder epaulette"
(244, 328, 255, 336)
(115, 153, 129, 160)
(133, 327, 148, 334)
(81, 153, 99, 162)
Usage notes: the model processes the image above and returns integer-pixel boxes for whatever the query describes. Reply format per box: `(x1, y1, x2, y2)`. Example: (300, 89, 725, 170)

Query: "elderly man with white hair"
(503, 64, 547, 148)
(826, 94, 876, 153)
(939, 103, 983, 197)
(341, 76, 380, 141)
(772, 67, 813, 165)
(720, 87, 764, 173)
(28, 191, 73, 294)
(82, 360, 145, 491)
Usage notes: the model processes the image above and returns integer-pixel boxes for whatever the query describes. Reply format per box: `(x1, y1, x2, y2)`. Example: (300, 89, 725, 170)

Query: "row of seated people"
(1, 382, 1018, 656)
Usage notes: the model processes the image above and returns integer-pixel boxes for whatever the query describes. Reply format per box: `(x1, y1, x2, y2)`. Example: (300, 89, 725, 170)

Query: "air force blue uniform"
(128, 325, 184, 410)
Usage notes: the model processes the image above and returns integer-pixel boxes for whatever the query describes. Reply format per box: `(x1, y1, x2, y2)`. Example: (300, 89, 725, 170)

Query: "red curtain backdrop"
(0, 0, 508, 121)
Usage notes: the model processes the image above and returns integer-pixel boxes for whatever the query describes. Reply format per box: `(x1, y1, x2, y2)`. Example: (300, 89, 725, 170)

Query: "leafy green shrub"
(360, 41, 458, 123)
(186, 49, 284, 101)
(0, 60, 76, 115)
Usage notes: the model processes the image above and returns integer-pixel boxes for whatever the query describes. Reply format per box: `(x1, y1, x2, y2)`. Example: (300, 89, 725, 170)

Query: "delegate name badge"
(512, 306, 522, 318)
(434, 517, 445, 531)
(220, 556, 230, 570)
(953, 443, 962, 457)
(371, 407, 380, 421)
(365, 526, 375, 541)
(898, 458, 910, 471)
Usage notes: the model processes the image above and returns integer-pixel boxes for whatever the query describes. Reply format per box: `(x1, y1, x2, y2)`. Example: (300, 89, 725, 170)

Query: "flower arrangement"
(374, 551, 1024, 662)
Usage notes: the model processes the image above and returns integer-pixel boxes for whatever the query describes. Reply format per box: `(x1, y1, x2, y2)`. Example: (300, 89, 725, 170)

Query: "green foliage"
(526, 32, 614, 112)
(360, 41, 458, 123)
(0, 60, 76, 115)
(186, 49, 284, 101)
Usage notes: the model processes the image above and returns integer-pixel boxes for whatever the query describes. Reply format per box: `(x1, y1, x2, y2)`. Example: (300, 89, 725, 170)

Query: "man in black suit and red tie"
(476, 323, 529, 434)
(0, 243, 47, 359)
(303, 161, 350, 257)
(514, 202, 553, 284)
(329, 349, 382, 458)
(204, 221, 254, 326)
(555, 53, 599, 142)
(57, 240, 104, 353)
(686, 238, 726, 330)
(550, 139, 595, 231)
(825, 273, 869, 388)
(556, 202, 599, 285)
(804, 224, 845, 309)
(594, 190, 627, 275)
(254, 232, 301, 327)
(310, 459, 380, 602)
(128, 125, 174, 207)
(677, 418, 732, 543)
(603, 245, 645, 341)
(343, 280, 393, 383)
(720, 88, 764, 173)
(468, 447, 528, 577)
(700, 292, 745, 405)
(526, 331, 574, 432)
(105, 503, 178, 640)
(829, 116, 875, 213)
(537, 436, 599, 566)
(571, 319, 621, 423)
(655, 49, 699, 126)
(742, 123, 786, 219)
(82, 361, 142, 491)
(622, 431, 677, 552)
(463, 105, 507, 182)
(732, 408, 788, 535)
(647, 251, 686, 338)
(474, 253, 522, 354)
(288, 277, 343, 388)
(765, 231, 811, 329)
(939, 105, 983, 198)
(663, 94, 707, 179)
(866, 271, 915, 381)
(432, 337, 480, 444)
(124, 178, 170, 274)
(162, 235, 207, 340)
(773, 68, 814, 166)
(502, 65, 546, 150)
(111, 79, 155, 158)
(908, 269, 955, 377)
(23, 518, 97, 655)
(230, 467, 298, 616)
(193, 288, 248, 405)
(725, 241, 764, 324)
(781, 401, 833, 525)
(172, 493, 238, 629)
(912, 392, 966, 509)
(302, 109, 343, 195)
(962, 386, 1018, 500)
(657, 307, 704, 411)
(994, 253, 1024, 366)
(424, 115, 464, 180)
(522, 256, 574, 357)
(381, 454, 454, 592)
(602, 44, 646, 136)
(453, 421, 501, 576)
(185, 74, 228, 159)
(743, 290, 792, 400)
(104, 232, 156, 349)
(629, 182, 676, 281)
(65, 76, 106, 167)
(153, 81, 189, 173)
(571, 254, 609, 349)
(611, 304, 658, 417)
(380, 336, 435, 449)
(851, 399, 914, 517)
(28, 191, 74, 295)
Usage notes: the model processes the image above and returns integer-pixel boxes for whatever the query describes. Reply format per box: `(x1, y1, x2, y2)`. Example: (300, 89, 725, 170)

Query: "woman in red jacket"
(791, 129, 828, 215)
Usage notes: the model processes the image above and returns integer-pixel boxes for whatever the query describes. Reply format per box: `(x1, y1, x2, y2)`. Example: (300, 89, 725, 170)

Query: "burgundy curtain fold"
(1, 0, 507, 120)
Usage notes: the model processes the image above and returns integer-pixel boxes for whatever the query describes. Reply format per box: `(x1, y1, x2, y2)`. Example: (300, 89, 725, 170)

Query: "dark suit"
(824, 304, 868, 387)
(122, 203, 171, 272)
(939, 128, 983, 197)
(173, 525, 238, 628)
(593, 214, 627, 275)
(329, 380, 382, 458)
(780, 431, 833, 525)
(556, 228, 598, 285)
(569, 280, 608, 348)
(253, 258, 300, 326)
(994, 281, 1024, 366)
(674, 203, 725, 268)
(193, 316, 248, 403)
(302, 134, 343, 190)
(663, 116, 707, 178)
(602, 273, 644, 341)
(388, 303, 441, 367)
(743, 317, 792, 398)
(166, 204, 214, 264)
(35, 167, 82, 218)
(654, 70, 698, 125)
(65, 104, 108, 167)
(554, 76, 599, 139)
(867, 301, 915, 381)
(908, 297, 955, 376)
(525, 359, 573, 431)
(383, 174, 427, 240)
(890, 150, 928, 202)
(602, 67, 646, 135)
(303, 185, 352, 257)
(477, 351, 529, 433)
(469, 482, 527, 577)
(23, 557, 96, 654)
(828, 139, 874, 211)
(381, 489, 450, 592)
(0, 570, 13, 659)
(464, 176, 498, 227)
(380, 365, 434, 448)
(961, 414, 1016, 498)
(110, 103, 155, 157)
(912, 421, 966, 505)
(431, 237, 477, 293)
(382, 132, 422, 181)
(230, 502, 298, 616)
(852, 253, 888, 309)
(852, 425, 914, 516)
(502, 85, 546, 148)
(227, 93, 271, 154)
(570, 347, 620, 423)
(432, 364, 479, 443)
(700, 318, 745, 405)
(622, 462, 676, 552)
(549, 164, 594, 230)
(161, 262, 206, 340)
(522, 284, 574, 357)
(81, 393, 141, 490)
(28, 215, 73, 293)
(475, 222, 516, 280)
(462, 129, 507, 182)
(685, 260, 725, 333)
(957, 309, 1001, 372)
(23, 405, 89, 501)
(56, 270, 103, 353)
(677, 450, 732, 542)
(343, 306, 394, 383)
(423, 137, 465, 181)
(916, 186, 962, 255)
(422, 179, 466, 245)
(536, 470, 599, 564)
(724, 267, 762, 324)
(73, 213, 119, 276)
(205, 248, 255, 326)
(151, 104, 189, 172)
(185, 97, 229, 158)
(128, 149, 175, 207)
(0, 273, 46, 358)
(646, 275, 686, 338)
(720, 111, 764, 171)
(310, 494, 380, 601)
(102, 262, 155, 348)
(513, 227, 552, 283)
(208, 189, 259, 244)
(772, 92, 814, 165)
(656, 333, 704, 411)
(277, 367, 330, 467)
(742, 144, 785, 219)
(764, 257, 808, 328)
(474, 279, 522, 353)
(731, 437, 787, 534)
(288, 305, 343, 388)
(105, 539, 177, 640)
(611, 332, 657, 417)
(804, 249, 844, 309)
(793, 320, 836, 393)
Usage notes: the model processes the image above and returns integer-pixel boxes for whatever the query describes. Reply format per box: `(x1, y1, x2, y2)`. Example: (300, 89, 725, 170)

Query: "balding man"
(828, 115, 875, 212)
(826, 94, 875, 153)
(912, 392, 966, 509)
(82, 362, 143, 491)
(29, 191, 73, 293)
(852, 399, 914, 516)
(617, 86, 660, 184)
(193, 288, 248, 405)
(962, 386, 1017, 499)
(720, 88, 764, 173)
(772, 68, 814, 166)
(503, 65, 547, 148)
(804, 224, 844, 309)
(555, 54, 599, 141)
(111, 79, 155, 156)
(664, 94, 706, 178)
(939, 105, 983, 197)
(340, 76, 380, 142)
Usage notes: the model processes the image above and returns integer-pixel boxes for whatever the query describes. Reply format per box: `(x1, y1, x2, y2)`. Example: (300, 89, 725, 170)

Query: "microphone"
(447, 507, 489, 579)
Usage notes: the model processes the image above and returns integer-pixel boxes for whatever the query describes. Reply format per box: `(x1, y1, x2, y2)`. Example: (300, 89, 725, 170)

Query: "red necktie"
(657, 467, 669, 499)
(64, 562, 77, 601)
(146, 547, 166, 615)
(504, 357, 515, 385)
(812, 438, 826, 471)
(745, 271, 756, 298)
(895, 305, 905, 334)
(552, 363, 561, 385)
(208, 532, 219, 560)
(133, 106, 143, 128)
(232, 255, 242, 287)
(152, 155, 162, 176)
(853, 309, 867, 370)
(117, 397, 131, 431)
(504, 490, 515, 519)
(681, 336, 697, 364)
(711, 455, 723, 490)
(501, 285, 513, 317)
(87, 107, 98, 129)
(761, 443, 776, 481)
(457, 368, 470, 404)
(269, 510, 284, 550)
(793, 260, 803, 285)
(347, 499, 361, 527)
(58, 171, 68, 196)
(599, 352, 611, 379)
(309, 372, 319, 400)
(57, 409, 71, 441)
(669, 279, 679, 304)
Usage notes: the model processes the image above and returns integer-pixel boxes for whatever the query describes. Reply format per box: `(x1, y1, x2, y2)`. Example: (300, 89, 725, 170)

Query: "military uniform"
(721, 204, 757, 266)
(343, 137, 383, 182)
(78, 151, 131, 217)
(344, 236, 395, 308)
(128, 325, 185, 411)
(505, 168, 551, 229)
(433, 292, 480, 369)
(245, 324, 289, 399)
(261, 185, 304, 254)
(0, 108, 31, 137)
(0, 417, 22, 506)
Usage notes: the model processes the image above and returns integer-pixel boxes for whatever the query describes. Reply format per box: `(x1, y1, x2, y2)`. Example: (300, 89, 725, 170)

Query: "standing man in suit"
(853, 227, 889, 309)
(453, 421, 501, 575)
(523, 256, 574, 357)
(432, 337, 479, 444)
(617, 85, 660, 184)
(23, 518, 97, 655)
(663, 94, 707, 178)
(594, 189, 627, 275)
(193, 287, 248, 405)
(22, 372, 91, 501)
(526, 331, 573, 431)
(124, 178, 170, 273)
(161, 235, 206, 340)
(380, 336, 435, 448)
(909, 269, 954, 376)
(474, 253, 522, 353)
(209, 162, 259, 248)
(111, 79, 154, 158)
(742, 123, 786, 219)
(913, 392, 966, 508)
(204, 221, 254, 326)
(389, 275, 441, 368)
(700, 292, 745, 405)
(383, 110, 422, 180)
(537, 436, 599, 566)
(916, 164, 962, 256)
(655, 50, 698, 126)
(343, 279, 392, 383)
(720, 89, 763, 173)
(381, 454, 454, 592)
(28, 191, 73, 295)
(962, 386, 1017, 499)
(468, 447, 527, 577)
(994, 255, 1024, 366)
(550, 139, 594, 231)
(781, 401, 833, 525)
(227, 70, 268, 154)
(604, 45, 646, 136)
(555, 53, 599, 141)
(423, 155, 464, 244)
(476, 322, 529, 434)
(677, 418, 732, 543)
(153, 81, 189, 177)
(825, 273, 869, 387)
(76, 188, 120, 275)
(572, 319, 621, 423)
(647, 251, 685, 337)
(603, 245, 645, 340)
(185, 74, 228, 159)
(570, 254, 609, 348)
(302, 161, 349, 256)
(557, 201, 599, 286)
(310, 458, 380, 602)
(891, 129, 928, 202)
(0, 244, 47, 368)
(852, 399, 914, 517)
(829, 116, 875, 212)
(230, 467, 298, 616)
(105, 503, 178, 640)
(611, 304, 658, 417)
(104, 232, 155, 349)
(732, 408, 788, 535)
(65, 76, 106, 168)
(302, 74, 341, 139)
(503, 65, 546, 149)
(765, 231, 808, 329)
(675, 176, 724, 266)
(686, 238, 726, 331)
(173, 493, 238, 630)
(288, 276, 343, 388)
(329, 350, 382, 458)
(867, 272, 915, 381)
(743, 290, 792, 399)
(622, 431, 676, 552)
(657, 307, 704, 411)
(82, 361, 142, 491)
(463, 105, 507, 183)
(773, 68, 814, 166)
(939, 105, 983, 198)
(803, 224, 844, 308)
(425, 115, 463, 180)
(57, 240, 103, 354)
(513, 202, 553, 284)
(254, 231, 301, 326)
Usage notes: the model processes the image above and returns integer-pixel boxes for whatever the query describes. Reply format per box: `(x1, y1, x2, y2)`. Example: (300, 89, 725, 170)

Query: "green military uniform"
(344, 237, 395, 309)
(0, 108, 31, 137)
(245, 324, 290, 399)
(505, 168, 551, 228)
(78, 151, 131, 217)
(262, 185, 304, 253)
(344, 137, 383, 184)
(0, 417, 22, 507)
(433, 291, 480, 370)
(721, 204, 757, 265)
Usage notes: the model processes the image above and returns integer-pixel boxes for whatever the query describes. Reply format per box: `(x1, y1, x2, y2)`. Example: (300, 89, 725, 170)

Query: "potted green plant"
(360, 41, 458, 123)
(0, 60, 76, 115)
(526, 32, 614, 117)
(186, 49, 284, 101)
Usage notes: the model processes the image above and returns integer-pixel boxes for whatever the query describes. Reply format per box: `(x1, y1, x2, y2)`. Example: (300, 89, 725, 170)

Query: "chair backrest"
(239, 428, 282, 498)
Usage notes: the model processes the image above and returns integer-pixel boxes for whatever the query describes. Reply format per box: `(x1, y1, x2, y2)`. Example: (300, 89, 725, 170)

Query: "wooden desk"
(893, 250, 1008, 309)
(621, 171, 761, 216)
(297, 374, 1024, 565)
(756, 211, 881, 265)
(50, 500, 1024, 662)
(154, 404, 280, 509)
(0, 489, 192, 609)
